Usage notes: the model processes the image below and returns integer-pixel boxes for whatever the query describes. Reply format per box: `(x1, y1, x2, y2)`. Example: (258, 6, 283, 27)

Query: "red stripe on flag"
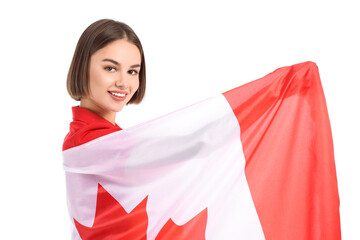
(223, 62, 341, 239)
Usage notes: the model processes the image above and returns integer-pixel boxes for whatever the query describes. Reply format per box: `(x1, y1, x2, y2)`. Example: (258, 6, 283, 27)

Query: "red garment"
(63, 106, 122, 151)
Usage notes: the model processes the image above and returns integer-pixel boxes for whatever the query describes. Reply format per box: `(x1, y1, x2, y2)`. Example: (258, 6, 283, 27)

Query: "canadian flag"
(62, 62, 341, 239)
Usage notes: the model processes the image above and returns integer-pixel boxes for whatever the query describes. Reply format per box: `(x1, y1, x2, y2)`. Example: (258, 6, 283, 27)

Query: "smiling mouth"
(108, 91, 126, 97)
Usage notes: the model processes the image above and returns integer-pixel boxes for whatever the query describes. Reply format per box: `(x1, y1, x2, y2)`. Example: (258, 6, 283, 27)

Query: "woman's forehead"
(92, 39, 141, 64)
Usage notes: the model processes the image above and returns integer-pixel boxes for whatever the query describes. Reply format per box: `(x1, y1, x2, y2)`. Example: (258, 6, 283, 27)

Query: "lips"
(108, 91, 128, 101)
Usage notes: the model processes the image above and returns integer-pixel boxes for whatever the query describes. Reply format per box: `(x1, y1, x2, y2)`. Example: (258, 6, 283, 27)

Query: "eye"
(105, 66, 116, 72)
(128, 69, 139, 76)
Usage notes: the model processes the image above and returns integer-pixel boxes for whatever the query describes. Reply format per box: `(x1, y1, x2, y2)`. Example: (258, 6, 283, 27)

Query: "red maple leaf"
(74, 184, 148, 239)
(155, 208, 207, 240)
(74, 184, 208, 240)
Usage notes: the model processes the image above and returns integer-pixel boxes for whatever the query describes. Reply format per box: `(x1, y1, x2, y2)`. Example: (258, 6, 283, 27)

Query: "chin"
(113, 105, 125, 112)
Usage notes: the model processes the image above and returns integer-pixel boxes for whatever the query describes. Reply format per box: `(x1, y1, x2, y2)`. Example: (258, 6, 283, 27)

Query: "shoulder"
(62, 107, 121, 151)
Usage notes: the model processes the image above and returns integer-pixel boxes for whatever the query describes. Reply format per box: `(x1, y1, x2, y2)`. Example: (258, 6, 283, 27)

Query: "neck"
(79, 101, 116, 125)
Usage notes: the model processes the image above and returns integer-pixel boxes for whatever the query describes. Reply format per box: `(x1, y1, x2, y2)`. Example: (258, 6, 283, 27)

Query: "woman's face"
(80, 39, 141, 123)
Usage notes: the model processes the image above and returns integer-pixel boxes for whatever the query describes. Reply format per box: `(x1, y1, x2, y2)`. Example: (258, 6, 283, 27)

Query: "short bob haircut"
(67, 19, 146, 104)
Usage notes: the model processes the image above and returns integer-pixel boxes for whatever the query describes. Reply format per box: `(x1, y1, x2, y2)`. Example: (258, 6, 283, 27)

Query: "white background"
(0, 0, 358, 239)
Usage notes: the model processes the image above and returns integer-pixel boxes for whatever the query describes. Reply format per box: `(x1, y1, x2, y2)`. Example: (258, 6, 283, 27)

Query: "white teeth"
(110, 92, 125, 97)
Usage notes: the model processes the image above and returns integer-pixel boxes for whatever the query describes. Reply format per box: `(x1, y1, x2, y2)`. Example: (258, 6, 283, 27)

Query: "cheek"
(88, 78, 101, 98)
(133, 79, 140, 92)
(88, 68, 101, 96)
(89, 70, 108, 96)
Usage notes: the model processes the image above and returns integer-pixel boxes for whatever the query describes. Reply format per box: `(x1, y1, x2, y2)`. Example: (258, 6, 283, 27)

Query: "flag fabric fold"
(63, 61, 340, 239)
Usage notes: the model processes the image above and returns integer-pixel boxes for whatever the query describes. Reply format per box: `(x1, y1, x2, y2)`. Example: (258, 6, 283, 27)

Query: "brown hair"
(67, 19, 146, 104)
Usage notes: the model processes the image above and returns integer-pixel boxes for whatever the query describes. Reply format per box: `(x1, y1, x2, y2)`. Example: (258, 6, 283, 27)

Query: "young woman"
(63, 19, 146, 151)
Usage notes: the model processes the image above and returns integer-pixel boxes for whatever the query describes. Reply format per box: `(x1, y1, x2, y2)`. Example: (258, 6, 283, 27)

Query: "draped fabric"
(63, 61, 340, 239)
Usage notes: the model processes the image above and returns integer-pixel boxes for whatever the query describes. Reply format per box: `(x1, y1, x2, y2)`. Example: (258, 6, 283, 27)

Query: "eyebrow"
(102, 58, 141, 68)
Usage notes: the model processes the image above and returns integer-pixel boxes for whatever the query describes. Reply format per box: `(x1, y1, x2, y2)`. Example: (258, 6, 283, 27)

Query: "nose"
(115, 72, 129, 89)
